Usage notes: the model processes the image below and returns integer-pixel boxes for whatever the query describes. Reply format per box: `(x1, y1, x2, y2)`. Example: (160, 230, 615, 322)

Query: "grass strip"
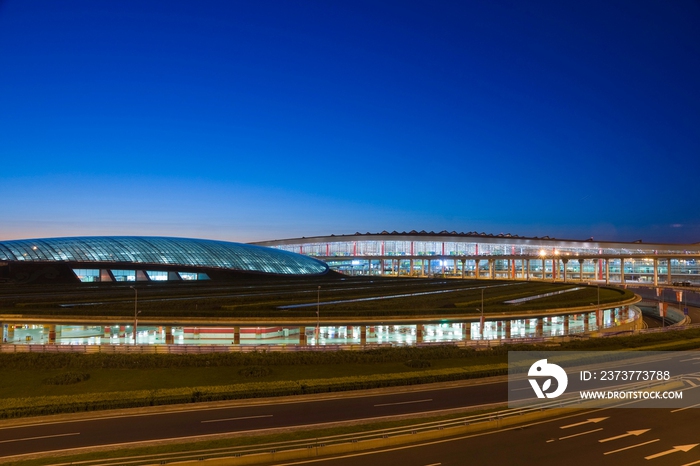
(0, 364, 507, 419)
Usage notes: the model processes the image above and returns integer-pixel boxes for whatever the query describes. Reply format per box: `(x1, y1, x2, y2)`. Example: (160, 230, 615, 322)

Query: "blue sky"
(1, 0, 699, 244)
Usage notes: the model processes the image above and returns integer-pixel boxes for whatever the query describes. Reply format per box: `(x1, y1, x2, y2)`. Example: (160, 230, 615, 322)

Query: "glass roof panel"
(0, 237, 329, 275)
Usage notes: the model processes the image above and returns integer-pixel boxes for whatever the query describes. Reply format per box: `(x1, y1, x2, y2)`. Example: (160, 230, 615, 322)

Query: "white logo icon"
(528, 358, 568, 399)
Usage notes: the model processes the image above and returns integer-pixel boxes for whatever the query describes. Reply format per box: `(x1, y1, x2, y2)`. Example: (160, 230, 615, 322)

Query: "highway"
(3, 351, 700, 460)
(276, 402, 700, 466)
(0, 378, 509, 459)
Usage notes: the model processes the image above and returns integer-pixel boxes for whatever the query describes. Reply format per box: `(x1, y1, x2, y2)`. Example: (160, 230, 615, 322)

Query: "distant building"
(256, 231, 700, 285)
(0, 236, 329, 284)
(3, 231, 698, 286)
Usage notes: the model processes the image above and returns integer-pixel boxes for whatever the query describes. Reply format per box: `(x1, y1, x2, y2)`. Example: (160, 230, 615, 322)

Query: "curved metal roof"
(0, 236, 329, 275)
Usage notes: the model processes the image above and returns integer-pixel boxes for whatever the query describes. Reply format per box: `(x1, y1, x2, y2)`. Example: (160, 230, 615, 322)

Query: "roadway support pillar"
(605, 259, 610, 285)
(667, 259, 673, 284)
(620, 258, 626, 284)
(504, 320, 511, 339)
(535, 318, 543, 337)
(299, 326, 307, 345)
(488, 259, 494, 279)
(233, 326, 241, 345)
(653, 258, 658, 286)
(48, 324, 57, 344)
(475, 260, 481, 279)
(461, 259, 466, 279)
(592, 259, 599, 282)
(409, 259, 414, 276)
(462, 322, 471, 341)
(562, 259, 568, 282)
(525, 259, 530, 280)
(542, 258, 546, 280)
(360, 326, 367, 345)
(416, 324, 424, 344)
(583, 313, 590, 332)
(165, 326, 174, 344)
(578, 259, 585, 281)
(563, 316, 569, 335)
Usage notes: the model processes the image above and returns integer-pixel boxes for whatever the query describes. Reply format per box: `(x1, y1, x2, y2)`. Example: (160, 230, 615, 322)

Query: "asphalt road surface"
(274, 402, 700, 466)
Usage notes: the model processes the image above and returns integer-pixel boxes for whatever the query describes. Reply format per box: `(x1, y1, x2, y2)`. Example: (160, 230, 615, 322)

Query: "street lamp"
(130, 286, 141, 345)
(315, 285, 321, 343)
(477, 288, 485, 338)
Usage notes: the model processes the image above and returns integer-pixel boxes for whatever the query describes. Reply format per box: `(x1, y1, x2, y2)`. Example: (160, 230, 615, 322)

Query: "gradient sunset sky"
(2, 1, 699, 244)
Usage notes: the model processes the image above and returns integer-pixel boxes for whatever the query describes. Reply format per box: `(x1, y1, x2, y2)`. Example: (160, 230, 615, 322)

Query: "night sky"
(2, 1, 699, 244)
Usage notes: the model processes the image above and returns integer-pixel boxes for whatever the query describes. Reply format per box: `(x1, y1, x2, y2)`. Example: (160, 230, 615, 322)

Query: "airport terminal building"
(1, 232, 699, 286)
(256, 231, 700, 286)
(0, 236, 329, 284)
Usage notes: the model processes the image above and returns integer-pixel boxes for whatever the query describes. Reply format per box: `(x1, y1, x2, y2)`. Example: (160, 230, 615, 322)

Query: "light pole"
(477, 288, 484, 338)
(130, 286, 140, 345)
(316, 285, 321, 343)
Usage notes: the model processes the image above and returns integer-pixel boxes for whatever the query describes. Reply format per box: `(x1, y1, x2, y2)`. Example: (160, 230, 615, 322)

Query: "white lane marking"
(374, 399, 432, 407)
(558, 428, 603, 441)
(671, 402, 700, 413)
(604, 439, 660, 455)
(645, 444, 699, 460)
(201, 414, 273, 424)
(0, 432, 80, 444)
(560, 417, 609, 429)
(599, 429, 650, 443)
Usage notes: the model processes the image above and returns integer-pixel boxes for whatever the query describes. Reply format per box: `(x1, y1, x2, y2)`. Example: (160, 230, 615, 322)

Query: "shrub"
(404, 359, 432, 368)
(42, 372, 90, 385)
(238, 366, 272, 377)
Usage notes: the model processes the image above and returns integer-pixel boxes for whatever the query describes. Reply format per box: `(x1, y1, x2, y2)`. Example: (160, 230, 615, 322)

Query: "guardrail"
(2, 307, 695, 354)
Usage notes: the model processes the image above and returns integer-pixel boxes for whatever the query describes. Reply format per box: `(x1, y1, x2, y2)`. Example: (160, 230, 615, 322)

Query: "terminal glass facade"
(0, 236, 329, 276)
(260, 234, 700, 284)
